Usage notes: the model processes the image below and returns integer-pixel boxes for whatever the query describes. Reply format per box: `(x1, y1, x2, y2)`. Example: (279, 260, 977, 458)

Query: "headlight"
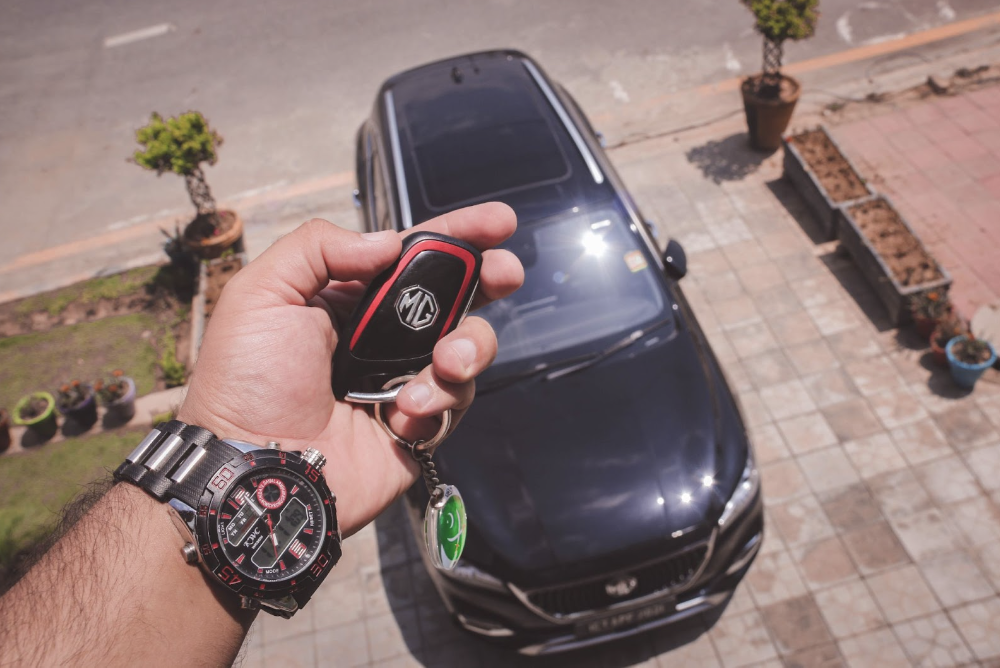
(717, 452, 759, 528)
(441, 561, 508, 593)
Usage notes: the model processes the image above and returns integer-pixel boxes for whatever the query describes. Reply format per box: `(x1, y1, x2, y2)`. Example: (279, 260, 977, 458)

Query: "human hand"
(177, 203, 522, 535)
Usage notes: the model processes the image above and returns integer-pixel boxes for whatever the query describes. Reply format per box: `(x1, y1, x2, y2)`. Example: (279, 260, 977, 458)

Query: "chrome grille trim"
(509, 529, 717, 623)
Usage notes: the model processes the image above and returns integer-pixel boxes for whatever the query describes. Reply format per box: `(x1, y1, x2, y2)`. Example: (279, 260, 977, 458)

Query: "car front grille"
(522, 542, 710, 619)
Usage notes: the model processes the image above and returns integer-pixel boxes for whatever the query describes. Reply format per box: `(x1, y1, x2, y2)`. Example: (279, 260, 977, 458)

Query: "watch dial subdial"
(217, 468, 326, 582)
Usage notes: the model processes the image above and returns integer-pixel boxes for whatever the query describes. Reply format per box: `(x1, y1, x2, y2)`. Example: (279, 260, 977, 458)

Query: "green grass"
(0, 429, 146, 572)
(0, 313, 160, 411)
(14, 265, 162, 318)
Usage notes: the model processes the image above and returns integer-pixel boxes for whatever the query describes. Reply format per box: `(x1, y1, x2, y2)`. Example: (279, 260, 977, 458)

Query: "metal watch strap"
(114, 420, 241, 508)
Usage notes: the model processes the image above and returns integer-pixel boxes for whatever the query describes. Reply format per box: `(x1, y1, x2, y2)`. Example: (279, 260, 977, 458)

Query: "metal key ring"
(373, 375, 452, 453)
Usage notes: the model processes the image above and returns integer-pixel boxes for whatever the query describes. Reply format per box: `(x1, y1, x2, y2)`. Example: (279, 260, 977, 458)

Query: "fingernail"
(449, 338, 477, 372)
(361, 230, 395, 242)
(404, 383, 433, 410)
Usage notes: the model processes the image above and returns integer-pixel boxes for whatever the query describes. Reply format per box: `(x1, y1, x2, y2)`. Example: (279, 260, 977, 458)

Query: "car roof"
(377, 50, 615, 227)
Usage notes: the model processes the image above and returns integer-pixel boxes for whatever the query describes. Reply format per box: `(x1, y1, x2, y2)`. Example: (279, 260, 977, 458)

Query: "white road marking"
(106, 208, 175, 231)
(937, 0, 956, 21)
(610, 80, 630, 104)
(103, 23, 175, 49)
(836, 13, 854, 43)
(723, 43, 741, 73)
(228, 180, 289, 201)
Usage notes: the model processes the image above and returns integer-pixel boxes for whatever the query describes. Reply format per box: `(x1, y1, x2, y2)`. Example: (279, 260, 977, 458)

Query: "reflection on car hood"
(436, 326, 731, 582)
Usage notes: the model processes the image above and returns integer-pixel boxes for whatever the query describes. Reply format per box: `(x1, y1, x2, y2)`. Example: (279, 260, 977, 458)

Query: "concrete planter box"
(191, 253, 248, 365)
(837, 195, 951, 326)
(783, 127, 874, 241)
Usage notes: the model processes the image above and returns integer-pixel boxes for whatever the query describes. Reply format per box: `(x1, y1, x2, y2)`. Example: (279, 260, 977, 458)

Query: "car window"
(478, 204, 669, 366)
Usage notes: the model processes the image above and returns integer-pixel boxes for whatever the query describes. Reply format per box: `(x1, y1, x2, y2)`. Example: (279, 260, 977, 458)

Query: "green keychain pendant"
(424, 484, 467, 570)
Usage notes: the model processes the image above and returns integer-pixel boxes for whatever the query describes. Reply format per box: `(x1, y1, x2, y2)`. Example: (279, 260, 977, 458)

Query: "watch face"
(195, 450, 340, 601)
(217, 467, 327, 582)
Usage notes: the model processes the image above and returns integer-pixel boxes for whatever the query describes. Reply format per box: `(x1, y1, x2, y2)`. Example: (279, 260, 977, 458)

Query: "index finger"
(404, 201, 518, 250)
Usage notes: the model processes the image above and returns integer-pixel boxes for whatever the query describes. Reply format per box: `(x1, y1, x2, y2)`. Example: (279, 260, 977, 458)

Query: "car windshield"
(478, 204, 671, 368)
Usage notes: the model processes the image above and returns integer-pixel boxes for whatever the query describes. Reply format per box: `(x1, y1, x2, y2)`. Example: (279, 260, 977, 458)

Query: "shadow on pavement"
(764, 177, 828, 246)
(685, 133, 774, 185)
(816, 250, 896, 334)
(375, 498, 727, 667)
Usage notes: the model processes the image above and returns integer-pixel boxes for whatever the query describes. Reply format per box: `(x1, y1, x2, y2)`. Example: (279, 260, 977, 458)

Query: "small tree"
(742, 0, 819, 97)
(132, 111, 224, 233)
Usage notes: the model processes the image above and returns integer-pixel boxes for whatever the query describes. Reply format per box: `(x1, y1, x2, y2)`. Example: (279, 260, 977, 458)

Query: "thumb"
(236, 219, 402, 306)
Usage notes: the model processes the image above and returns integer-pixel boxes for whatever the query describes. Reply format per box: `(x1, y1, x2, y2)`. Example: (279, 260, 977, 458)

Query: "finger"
(472, 248, 524, 310)
(429, 316, 497, 384)
(235, 219, 402, 306)
(404, 201, 517, 251)
(386, 373, 475, 444)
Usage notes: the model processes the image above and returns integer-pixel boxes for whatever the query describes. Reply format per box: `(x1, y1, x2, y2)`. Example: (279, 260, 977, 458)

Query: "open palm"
(178, 203, 521, 535)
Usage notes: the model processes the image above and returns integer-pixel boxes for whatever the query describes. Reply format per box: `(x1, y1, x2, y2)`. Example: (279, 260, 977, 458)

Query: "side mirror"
(663, 239, 687, 280)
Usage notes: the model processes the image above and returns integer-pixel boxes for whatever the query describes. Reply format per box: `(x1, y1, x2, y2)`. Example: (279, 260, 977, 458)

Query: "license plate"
(575, 601, 672, 638)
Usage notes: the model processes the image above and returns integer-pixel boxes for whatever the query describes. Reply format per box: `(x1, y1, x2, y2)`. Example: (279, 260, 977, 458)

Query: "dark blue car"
(353, 49, 762, 655)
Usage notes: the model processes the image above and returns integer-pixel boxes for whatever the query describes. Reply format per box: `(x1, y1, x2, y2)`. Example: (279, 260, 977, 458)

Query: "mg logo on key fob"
(396, 286, 439, 330)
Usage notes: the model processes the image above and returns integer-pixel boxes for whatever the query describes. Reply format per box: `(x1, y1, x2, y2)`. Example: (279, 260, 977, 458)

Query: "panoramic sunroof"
(396, 60, 572, 210)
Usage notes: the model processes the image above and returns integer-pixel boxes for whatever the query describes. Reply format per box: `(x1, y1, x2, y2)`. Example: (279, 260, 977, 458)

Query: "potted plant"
(0, 408, 11, 452)
(56, 380, 98, 431)
(911, 290, 953, 338)
(12, 392, 58, 442)
(131, 111, 243, 259)
(740, 0, 819, 150)
(930, 313, 967, 367)
(95, 370, 137, 427)
(946, 335, 997, 389)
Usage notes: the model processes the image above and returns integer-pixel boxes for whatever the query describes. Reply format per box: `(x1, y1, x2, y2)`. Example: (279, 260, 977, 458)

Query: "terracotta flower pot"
(742, 74, 801, 151)
(929, 331, 949, 367)
(183, 209, 244, 260)
(914, 315, 937, 339)
(13, 392, 58, 442)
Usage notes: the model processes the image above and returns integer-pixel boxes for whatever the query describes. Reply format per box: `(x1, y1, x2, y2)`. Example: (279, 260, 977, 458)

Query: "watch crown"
(302, 448, 326, 471)
(182, 542, 199, 564)
(265, 441, 281, 450)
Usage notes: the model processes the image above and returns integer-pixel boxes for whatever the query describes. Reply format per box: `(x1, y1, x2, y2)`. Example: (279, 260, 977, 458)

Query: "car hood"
(436, 326, 733, 583)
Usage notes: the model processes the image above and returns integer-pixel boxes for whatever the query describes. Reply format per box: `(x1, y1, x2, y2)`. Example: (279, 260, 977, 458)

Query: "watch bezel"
(193, 449, 341, 603)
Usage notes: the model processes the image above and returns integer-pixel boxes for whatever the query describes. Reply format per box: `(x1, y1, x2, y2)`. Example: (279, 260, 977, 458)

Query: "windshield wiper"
(478, 317, 673, 394)
(543, 317, 673, 381)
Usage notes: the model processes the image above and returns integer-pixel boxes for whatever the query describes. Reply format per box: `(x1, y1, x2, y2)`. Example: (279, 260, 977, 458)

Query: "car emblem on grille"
(605, 574, 638, 598)
(396, 286, 438, 330)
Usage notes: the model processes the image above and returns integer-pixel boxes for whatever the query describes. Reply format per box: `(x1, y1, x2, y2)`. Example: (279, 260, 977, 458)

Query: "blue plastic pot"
(946, 336, 997, 389)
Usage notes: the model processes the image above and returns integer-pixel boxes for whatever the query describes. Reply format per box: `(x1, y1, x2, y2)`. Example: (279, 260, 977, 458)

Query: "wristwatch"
(114, 420, 342, 618)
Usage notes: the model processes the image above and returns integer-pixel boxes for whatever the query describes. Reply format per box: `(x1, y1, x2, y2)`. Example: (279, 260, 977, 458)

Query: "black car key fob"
(332, 231, 482, 402)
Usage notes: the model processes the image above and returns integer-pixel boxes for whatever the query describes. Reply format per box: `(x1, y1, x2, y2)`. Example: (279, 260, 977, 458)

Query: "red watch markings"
(279, 560, 286, 571)
(211, 543, 219, 549)
(250, 461, 256, 467)
(303, 528, 313, 535)
(251, 479, 258, 487)
(235, 554, 245, 564)
(266, 514, 280, 562)
(259, 584, 266, 590)
(290, 484, 299, 495)
(227, 499, 240, 510)
(323, 499, 330, 505)
(258, 568, 263, 574)
(327, 531, 333, 536)
(257, 478, 288, 510)
(221, 513, 232, 520)
(209, 509, 216, 515)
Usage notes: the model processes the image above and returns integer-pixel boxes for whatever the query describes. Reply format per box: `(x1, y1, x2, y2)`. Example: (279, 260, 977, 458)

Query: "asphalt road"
(2, 0, 998, 268)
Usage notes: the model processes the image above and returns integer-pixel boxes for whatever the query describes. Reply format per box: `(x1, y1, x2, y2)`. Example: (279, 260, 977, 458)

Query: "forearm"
(0, 483, 253, 667)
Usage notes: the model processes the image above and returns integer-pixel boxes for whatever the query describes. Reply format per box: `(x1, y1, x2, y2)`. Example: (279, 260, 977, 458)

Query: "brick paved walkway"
(833, 86, 1000, 321)
(239, 110, 1000, 666)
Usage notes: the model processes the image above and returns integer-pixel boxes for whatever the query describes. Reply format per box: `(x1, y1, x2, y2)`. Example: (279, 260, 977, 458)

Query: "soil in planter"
(847, 199, 943, 287)
(18, 397, 49, 421)
(204, 257, 243, 318)
(953, 339, 992, 364)
(788, 130, 870, 203)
